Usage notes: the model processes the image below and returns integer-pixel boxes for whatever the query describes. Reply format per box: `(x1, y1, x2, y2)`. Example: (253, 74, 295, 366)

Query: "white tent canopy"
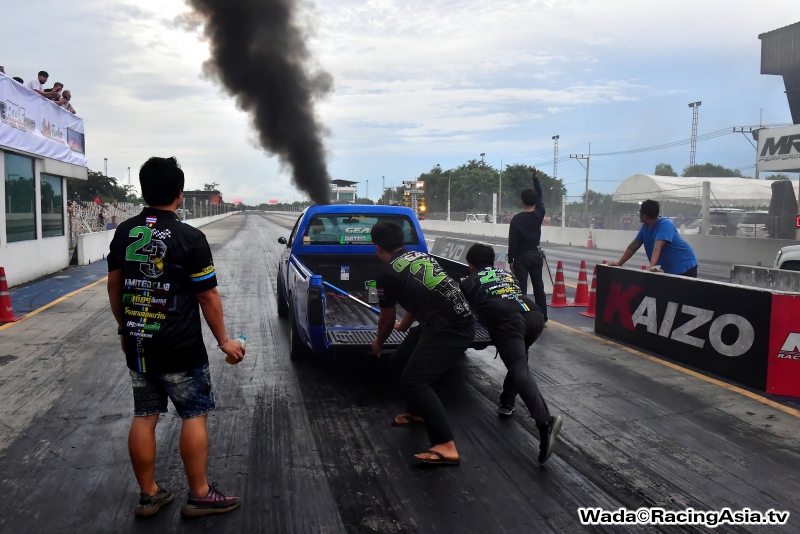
(612, 174, 800, 207)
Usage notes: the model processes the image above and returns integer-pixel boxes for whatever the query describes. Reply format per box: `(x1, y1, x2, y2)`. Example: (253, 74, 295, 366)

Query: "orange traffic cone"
(579, 266, 597, 318)
(0, 267, 21, 323)
(567, 260, 589, 307)
(547, 261, 570, 308)
(587, 230, 594, 249)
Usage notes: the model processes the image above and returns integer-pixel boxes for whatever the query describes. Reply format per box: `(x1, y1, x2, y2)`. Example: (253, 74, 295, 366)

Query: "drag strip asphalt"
(0, 212, 797, 533)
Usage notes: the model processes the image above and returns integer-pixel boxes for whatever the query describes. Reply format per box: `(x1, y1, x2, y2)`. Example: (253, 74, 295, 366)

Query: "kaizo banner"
(595, 266, 772, 391)
(0, 73, 86, 167)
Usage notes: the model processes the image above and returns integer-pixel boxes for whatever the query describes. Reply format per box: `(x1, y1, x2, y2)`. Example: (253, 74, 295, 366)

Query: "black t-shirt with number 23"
(108, 207, 217, 374)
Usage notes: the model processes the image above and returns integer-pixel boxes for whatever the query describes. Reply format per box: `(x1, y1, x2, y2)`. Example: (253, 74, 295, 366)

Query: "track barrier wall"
(595, 265, 800, 398)
(75, 212, 235, 267)
(730, 265, 800, 293)
(429, 236, 554, 295)
(419, 220, 797, 268)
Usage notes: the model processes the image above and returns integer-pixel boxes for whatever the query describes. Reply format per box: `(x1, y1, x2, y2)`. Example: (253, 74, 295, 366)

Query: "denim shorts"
(129, 363, 215, 419)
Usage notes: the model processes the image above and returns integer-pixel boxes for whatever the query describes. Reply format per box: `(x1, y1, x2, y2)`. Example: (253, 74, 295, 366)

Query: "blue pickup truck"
(275, 205, 490, 359)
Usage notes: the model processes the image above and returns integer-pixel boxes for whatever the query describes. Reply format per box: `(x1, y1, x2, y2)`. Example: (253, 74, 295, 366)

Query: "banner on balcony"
(0, 73, 87, 167)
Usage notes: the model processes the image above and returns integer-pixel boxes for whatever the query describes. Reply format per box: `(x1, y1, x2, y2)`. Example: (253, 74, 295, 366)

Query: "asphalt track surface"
(1, 212, 799, 533)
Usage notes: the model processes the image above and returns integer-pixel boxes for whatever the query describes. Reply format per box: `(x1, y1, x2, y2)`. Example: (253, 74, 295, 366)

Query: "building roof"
(758, 21, 800, 40)
(612, 174, 800, 207)
(330, 179, 359, 187)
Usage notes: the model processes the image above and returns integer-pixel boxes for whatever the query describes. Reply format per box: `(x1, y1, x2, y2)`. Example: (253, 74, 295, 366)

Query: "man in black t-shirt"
(508, 167, 547, 323)
(370, 221, 474, 467)
(460, 244, 562, 464)
(107, 157, 243, 518)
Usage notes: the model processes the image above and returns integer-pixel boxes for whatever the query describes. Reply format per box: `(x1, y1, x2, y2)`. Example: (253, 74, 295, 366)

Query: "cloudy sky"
(3, 0, 797, 204)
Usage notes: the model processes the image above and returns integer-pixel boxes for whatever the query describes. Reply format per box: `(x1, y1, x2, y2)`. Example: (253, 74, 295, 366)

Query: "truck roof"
(304, 204, 417, 217)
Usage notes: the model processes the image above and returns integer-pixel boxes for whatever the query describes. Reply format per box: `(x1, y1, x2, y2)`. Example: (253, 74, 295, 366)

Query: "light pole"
(498, 159, 503, 219)
(570, 143, 591, 217)
(448, 172, 452, 221)
(688, 101, 701, 169)
(104, 158, 108, 177)
(480, 153, 485, 166)
(382, 175, 385, 204)
(552, 135, 559, 180)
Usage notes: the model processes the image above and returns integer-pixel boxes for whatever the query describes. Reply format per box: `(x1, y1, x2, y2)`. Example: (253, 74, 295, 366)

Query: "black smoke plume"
(182, 0, 333, 204)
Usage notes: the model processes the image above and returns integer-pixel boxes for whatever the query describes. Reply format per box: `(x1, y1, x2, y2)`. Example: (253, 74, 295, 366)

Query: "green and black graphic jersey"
(460, 267, 539, 329)
(108, 207, 217, 374)
(377, 249, 473, 328)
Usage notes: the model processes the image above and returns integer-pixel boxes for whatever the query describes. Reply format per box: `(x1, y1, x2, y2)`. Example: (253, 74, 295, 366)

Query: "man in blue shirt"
(610, 200, 698, 277)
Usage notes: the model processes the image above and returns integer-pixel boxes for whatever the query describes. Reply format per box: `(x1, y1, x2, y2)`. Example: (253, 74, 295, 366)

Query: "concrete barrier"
(76, 212, 235, 266)
(730, 265, 800, 293)
(420, 220, 797, 267)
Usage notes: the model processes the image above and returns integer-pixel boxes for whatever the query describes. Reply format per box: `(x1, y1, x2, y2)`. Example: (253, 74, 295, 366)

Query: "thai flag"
(145, 216, 157, 225)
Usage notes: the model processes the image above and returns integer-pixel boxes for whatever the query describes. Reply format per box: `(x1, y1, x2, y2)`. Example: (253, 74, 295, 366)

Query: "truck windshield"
(302, 214, 419, 245)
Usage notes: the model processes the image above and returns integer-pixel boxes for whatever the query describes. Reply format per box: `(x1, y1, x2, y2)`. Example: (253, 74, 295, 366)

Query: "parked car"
(683, 210, 746, 236)
(737, 211, 770, 238)
(774, 244, 800, 271)
(465, 213, 489, 223)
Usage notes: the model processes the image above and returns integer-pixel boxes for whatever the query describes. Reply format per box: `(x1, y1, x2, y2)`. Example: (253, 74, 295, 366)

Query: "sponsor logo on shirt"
(123, 294, 168, 307)
(124, 307, 167, 320)
(126, 320, 162, 331)
(125, 279, 170, 291)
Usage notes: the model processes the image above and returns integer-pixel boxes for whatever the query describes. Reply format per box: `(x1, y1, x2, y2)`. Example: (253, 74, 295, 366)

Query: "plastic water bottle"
(225, 335, 246, 365)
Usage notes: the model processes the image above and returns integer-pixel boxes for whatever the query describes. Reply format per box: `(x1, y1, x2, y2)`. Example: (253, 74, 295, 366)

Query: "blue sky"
(2, 0, 797, 204)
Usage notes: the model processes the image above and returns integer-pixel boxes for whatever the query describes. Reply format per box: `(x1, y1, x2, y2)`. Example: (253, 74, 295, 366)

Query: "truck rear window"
(302, 214, 419, 245)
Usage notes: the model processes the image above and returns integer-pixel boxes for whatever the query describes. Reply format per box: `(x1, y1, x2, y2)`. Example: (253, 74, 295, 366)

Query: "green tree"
(682, 163, 746, 178)
(654, 163, 678, 176)
(766, 173, 791, 181)
(203, 182, 220, 191)
(67, 169, 128, 202)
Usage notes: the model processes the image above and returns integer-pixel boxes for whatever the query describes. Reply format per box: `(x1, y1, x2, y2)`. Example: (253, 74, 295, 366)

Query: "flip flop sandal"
(415, 450, 460, 466)
(392, 414, 425, 427)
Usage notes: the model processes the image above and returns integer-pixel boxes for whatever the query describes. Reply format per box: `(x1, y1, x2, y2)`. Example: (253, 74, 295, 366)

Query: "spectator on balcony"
(57, 90, 76, 114)
(25, 71, 53, 98)
(74, 192, 83, 206)
(0, 66, 4, 74)
(43, 81, 63, 99)
(94, 194, 102, 206)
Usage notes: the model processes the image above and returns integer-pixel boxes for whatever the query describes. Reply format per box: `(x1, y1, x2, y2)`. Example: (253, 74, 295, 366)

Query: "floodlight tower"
(688, 101, 702, 168)
(552, 135, 560, 180)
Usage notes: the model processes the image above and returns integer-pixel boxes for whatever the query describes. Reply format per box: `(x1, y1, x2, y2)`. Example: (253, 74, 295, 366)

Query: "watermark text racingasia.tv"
(578, 507, 789, 528)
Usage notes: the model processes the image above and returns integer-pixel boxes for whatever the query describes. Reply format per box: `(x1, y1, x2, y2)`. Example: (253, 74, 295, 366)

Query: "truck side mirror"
(278, 237, 287, 245)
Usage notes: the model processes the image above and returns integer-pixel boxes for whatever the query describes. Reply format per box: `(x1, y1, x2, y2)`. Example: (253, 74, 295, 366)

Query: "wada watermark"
(578, 507, 790, 528)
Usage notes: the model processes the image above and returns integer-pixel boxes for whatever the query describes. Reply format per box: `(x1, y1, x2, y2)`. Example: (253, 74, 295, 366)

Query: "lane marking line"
(550, 320, 800, 419)
(0, 276, 109, 332)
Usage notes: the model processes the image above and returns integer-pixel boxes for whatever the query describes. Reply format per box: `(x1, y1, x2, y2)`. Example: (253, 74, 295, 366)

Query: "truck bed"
(322, 289, 491, 351)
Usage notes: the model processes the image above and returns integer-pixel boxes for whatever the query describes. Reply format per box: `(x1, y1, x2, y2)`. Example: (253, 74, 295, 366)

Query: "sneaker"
(538, 415, 563, 464)
(135, 485, 174, 518)
(498, 403, 516, 417)
(180, 482, 241, 518)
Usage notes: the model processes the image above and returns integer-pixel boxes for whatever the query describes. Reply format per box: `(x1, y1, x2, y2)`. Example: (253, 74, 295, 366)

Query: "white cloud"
(1, 0, 796, 203)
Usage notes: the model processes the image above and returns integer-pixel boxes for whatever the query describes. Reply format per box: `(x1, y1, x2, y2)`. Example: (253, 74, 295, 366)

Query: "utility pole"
(570, 144, 591, 216)
(104, 158, 108, 177)
(480, 153, 485, 166)
(127, 167, 130, 186)
(552, 135, 559, 180)
(733, 126, 760, 179)
(382, 176, 385, 204)
(366, 180, 369, 202)
(499, 159, 502, 218)
(688, 101, 702, 169)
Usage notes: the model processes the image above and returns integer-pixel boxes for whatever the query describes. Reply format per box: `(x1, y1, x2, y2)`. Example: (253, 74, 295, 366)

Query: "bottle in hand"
(225, 335, 246, 365)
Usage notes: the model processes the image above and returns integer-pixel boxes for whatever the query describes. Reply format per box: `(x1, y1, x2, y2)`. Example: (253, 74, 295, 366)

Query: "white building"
(0, 73, 88, 287)
(330, 179, 358, 203)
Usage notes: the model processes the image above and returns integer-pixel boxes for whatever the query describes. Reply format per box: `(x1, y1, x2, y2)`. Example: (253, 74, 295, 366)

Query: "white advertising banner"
(756, 124, 800, 174)
(0, 73, 86, 167)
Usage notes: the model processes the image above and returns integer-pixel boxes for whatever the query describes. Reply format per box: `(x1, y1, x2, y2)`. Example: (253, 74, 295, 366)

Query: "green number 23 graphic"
(125, 226, 152, 262)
